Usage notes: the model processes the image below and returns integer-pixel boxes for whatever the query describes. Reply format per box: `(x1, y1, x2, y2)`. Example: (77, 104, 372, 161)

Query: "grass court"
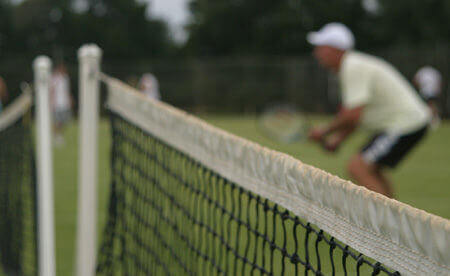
(53, 115, 450, 275)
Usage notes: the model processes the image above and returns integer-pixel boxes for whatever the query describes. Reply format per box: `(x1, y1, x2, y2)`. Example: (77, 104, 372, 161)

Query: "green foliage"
(185, 0, 450, 56)
(0, 1, 14, 55)
(378, 0, 450, 44)
(1, 0, 448, 58)
(76, 0, 174, 59)
(185, 0, 310, 55)
(0, 0, 175, 59)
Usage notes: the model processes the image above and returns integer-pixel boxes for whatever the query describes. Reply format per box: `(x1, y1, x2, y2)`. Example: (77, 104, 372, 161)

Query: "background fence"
(1, 44, 449, 116)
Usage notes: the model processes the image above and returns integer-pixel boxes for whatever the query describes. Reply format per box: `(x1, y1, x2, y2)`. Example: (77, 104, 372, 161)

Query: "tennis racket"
(258, 103, 311, 144)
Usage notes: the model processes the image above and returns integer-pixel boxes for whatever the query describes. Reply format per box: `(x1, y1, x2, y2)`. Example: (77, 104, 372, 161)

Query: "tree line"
(185, 0, 450, 56)
(0, 0, 448, 60)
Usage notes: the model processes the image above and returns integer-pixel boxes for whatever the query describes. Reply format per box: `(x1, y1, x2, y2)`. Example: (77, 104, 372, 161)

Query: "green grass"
(53, 121, 111, 275)
(202, 115, 450, 217)
(53, 116, 450, 275)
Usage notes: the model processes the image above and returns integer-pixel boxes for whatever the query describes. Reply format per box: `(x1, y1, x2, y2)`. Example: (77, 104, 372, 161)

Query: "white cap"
(414, 66, 442, 97)
(307, 23, 355, 50)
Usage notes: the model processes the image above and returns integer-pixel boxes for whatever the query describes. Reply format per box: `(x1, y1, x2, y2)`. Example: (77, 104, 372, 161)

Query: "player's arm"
(310, 62, 369, 144)
(322, 124, 357, 152)
(309, 106, 363, 142)
(323, 106, 363, 135)
(0, 77, 7, 102)
(65, 75, 75, 109)
(427, 100, 438, 116)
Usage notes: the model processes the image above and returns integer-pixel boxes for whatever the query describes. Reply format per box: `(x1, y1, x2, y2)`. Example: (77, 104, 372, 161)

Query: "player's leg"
(374, 166, 394, 198)
(53, 110, 65, 146)
(348, 132, 399, 197)
(347, 154, 393, 197)
(350, 126, 428, 197)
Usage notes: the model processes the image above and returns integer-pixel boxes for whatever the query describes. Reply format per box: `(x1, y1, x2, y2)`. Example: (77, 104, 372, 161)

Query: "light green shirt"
(339, 51, 430, 134)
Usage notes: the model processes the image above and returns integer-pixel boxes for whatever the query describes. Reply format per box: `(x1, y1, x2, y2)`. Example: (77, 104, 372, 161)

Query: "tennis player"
(0, 76, 7, 113)
(139, 73, 161, 101)
(414, 66, 442, 127)
(51, 63, 73, 146)
(307, 23, 431, 198)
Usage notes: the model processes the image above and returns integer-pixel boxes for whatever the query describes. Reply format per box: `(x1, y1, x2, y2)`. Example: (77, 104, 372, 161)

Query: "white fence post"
(33, 56, 56, 276)
(76, 44, 102, 276)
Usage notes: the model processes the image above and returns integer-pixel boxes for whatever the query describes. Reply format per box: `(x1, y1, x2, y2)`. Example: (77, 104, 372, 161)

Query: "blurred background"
(1, 1, 449, 274)
(0, 0, 449, 115)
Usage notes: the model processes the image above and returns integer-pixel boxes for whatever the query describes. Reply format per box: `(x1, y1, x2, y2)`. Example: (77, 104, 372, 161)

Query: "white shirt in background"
(339, 51, 430, 134)
(414, 66, 442, 100)
(139, 73, 161, 100)
(51, 72, 71, 111)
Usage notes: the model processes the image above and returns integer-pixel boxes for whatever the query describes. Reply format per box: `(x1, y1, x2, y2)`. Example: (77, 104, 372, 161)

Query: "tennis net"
(0, 90, 37, 276)
(96, 75, 449, 276)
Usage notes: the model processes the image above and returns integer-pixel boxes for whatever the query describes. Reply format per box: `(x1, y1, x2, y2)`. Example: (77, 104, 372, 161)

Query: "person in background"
(0, 77, 8, 113)
(50, 63, 73, 146)
(139, 73, 161, 101)
(126, 75, 139, 89)
(413, 66, 442, 127)
(307, 23, 430, 198)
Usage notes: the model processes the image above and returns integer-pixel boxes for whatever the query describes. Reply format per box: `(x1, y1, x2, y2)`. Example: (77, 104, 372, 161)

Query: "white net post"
(33, 56, 56, 276)
(76, 44, 102, 276)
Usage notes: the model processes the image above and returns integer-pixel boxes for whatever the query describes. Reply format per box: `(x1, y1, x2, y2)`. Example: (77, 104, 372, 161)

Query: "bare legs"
(347, 154, 394, 198)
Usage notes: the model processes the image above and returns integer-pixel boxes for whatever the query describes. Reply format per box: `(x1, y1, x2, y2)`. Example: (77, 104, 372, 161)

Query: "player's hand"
(308, 127, 326, 142)
(431, 115, 441, 130)
(322, 136, 340, 153)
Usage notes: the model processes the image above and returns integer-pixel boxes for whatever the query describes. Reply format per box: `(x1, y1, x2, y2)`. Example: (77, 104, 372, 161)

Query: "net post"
(76, 44, 102, 276)
(33, 56, 56, 276)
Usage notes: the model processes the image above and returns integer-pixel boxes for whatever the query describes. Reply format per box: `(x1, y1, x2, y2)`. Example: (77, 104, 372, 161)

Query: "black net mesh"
(97, 111, 400, 276)
(0, 111, 37, 276)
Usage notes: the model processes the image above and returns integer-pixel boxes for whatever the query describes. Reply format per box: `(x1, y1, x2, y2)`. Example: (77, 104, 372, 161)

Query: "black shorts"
(361, 126, 428, 168)
(422, 94, 439, 102)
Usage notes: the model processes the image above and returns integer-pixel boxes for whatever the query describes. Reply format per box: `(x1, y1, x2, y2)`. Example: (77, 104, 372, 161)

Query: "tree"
(10, 0, 73, 58)
(184, 0, 450, 56)
(377, 0, 450, 45)
(0, 1, 15, 57)
(185, 0, 310, 56)
(75, 0, 174, 58)
(5, 0, 175, 59)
